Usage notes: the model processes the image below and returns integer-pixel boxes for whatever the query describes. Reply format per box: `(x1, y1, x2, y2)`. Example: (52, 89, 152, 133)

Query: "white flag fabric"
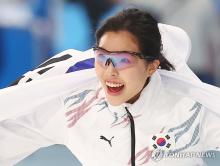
(0, 49, 97, 165)
(0, 24, 220, 165)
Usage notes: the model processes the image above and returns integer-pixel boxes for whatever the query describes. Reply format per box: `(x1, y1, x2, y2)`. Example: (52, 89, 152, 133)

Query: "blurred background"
(0, 0, 219, 165)
(0, 0, 220, 89)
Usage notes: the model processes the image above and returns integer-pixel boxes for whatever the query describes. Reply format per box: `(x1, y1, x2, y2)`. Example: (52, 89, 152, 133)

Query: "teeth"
(106, 81, 124, 87)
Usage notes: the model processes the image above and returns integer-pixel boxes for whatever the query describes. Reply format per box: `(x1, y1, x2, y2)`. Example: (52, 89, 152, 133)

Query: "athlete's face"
(95, 31, 159, 106)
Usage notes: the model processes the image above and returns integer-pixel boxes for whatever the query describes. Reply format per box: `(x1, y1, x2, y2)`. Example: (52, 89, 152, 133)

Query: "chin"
(107, 97, 125, 106)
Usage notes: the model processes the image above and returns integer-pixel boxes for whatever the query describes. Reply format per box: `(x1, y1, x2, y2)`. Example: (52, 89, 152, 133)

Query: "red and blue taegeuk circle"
(156, 138, 166, 146)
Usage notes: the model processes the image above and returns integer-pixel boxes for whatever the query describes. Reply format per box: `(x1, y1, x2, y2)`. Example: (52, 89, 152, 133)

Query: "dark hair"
(95, 8, 175, 71)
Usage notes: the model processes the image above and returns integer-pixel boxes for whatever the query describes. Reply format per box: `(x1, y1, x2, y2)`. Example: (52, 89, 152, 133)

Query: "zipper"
(125, 107, 136, 166)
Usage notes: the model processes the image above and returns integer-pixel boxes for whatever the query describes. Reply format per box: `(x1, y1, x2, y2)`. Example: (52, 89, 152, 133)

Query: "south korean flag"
(10, 49, 95, 86)
(150, 133, 175, 151)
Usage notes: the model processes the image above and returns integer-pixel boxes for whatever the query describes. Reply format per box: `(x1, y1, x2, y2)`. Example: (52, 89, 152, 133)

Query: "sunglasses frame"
(92, 46, 157, 60)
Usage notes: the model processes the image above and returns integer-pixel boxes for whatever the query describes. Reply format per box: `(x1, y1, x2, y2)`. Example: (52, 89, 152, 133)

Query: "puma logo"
(100, 135, 114, 147)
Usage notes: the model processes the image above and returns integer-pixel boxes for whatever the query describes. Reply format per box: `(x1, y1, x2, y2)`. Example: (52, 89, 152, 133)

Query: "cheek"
(122, 67, 148, 89)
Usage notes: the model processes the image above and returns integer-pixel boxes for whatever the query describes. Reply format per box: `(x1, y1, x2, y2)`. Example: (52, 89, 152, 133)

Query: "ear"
(146, 60, 160, 77)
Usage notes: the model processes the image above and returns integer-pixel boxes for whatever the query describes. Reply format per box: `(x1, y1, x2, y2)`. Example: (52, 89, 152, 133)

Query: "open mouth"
(106, 81, 124, 94)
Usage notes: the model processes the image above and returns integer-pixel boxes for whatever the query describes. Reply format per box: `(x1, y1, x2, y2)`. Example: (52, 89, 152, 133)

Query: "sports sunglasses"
(93, 46, 156, 70)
